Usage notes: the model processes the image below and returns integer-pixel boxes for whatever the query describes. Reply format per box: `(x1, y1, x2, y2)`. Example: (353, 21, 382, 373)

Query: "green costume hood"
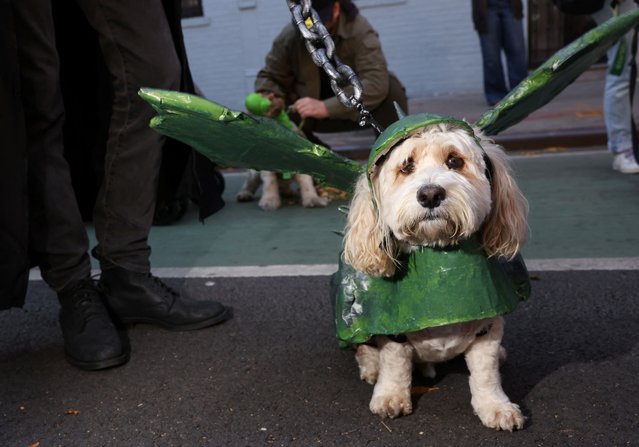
(366, 113, 479, 179)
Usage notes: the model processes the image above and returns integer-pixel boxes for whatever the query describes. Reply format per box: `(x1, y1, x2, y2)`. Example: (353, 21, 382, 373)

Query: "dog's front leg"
(369, 336, 414, 418)
(295, 174, 329, 208)
(464, 317, 525, 431)
(258, 171, 281, 211)
(236, 169, 262, 202)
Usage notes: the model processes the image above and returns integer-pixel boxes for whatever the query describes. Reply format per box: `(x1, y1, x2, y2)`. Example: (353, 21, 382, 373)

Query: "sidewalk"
(320, 65, 614, 158)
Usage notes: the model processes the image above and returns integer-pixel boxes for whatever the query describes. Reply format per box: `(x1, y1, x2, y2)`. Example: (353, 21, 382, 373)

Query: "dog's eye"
(446, 154, 464, 170)
(399, 158, 415, 175)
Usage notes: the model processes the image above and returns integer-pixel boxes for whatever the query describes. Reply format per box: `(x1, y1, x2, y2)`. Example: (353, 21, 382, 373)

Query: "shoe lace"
(66, 281, 107, 328)
(148, 274, 179, 307)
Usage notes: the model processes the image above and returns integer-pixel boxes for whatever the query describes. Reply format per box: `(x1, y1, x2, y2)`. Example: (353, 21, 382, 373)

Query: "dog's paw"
(355, 345, 379, 384)
(236, 190, 255, 202)
(369, 391, 412, 419)
(359, 367, 378, 385)
(301, 194, 329, 208)
(475, 401, 525, 431)
(259, 195, 281, 211)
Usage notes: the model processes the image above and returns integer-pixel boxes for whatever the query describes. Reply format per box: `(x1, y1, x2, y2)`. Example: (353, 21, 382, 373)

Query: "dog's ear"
(480, 140, 529, 259)
(343, 174, 398, 277)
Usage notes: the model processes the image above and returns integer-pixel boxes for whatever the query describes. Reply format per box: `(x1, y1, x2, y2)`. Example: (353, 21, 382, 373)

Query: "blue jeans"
(593, 3, 635, 154)
(477, 0, 528, 105)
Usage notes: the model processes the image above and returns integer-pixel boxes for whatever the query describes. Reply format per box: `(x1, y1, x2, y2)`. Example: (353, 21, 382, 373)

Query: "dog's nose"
(417, 185, 446, 208)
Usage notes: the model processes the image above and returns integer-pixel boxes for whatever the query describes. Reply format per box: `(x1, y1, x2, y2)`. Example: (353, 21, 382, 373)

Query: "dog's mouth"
(399, 212, 449, 241)
(420, 209, 447, 222)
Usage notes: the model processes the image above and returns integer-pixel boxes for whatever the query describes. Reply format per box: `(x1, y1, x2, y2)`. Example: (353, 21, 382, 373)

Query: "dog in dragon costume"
(332, 113, 529, 430)
(139, 8, 639, 431)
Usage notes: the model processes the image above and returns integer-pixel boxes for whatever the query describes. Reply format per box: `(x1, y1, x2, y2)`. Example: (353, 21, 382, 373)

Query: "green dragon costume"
(138, 9, 639, 345)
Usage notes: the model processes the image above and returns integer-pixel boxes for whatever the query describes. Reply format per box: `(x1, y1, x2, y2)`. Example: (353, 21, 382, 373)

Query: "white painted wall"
(181, 0, 526, 111)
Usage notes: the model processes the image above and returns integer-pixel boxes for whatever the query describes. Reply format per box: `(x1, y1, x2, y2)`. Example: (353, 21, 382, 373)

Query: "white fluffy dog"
(342, 122, 529, 431)
(237, 169, 329, 211)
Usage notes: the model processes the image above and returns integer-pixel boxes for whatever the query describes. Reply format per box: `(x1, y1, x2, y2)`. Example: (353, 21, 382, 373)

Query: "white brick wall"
(182, 0, 527, 111)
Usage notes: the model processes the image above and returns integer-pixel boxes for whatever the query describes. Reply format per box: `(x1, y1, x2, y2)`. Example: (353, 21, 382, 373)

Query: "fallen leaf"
(411, 386, 439, 395)
(317, 186, 349, 200)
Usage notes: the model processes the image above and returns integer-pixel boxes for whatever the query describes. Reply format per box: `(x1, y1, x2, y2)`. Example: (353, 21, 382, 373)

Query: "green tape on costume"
(610, 37, 627, 75)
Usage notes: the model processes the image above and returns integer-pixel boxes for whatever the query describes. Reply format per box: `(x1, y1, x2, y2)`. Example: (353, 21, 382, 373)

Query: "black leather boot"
(58, 279, 130, 370)
(98, 265, 231, 331)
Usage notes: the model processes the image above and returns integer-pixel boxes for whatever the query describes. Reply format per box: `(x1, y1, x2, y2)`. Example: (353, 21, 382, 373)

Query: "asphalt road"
(1, 270, 638, 447)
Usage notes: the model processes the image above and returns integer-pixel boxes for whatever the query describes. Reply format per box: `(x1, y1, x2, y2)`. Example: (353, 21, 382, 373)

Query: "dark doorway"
(528, 0, 598, 68)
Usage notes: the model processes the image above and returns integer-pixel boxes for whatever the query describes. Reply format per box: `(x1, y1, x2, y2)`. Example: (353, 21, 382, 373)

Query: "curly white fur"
(344, 123, 528, 431)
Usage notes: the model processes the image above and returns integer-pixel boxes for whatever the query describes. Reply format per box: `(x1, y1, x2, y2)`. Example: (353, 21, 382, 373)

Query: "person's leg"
(74, 0, 180, 272)
(477, 2, 508, 105)
(603, 36, 633, 155)
(11, 0, 128, 370)
(75, 0, 231, 329)
(605, 33, 639, 173)
(593, 3, 639, 173)
(500, 3, 528, 91)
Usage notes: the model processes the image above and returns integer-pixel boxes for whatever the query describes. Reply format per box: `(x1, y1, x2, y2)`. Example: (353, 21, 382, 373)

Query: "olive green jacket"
(254, 13, 391, 122)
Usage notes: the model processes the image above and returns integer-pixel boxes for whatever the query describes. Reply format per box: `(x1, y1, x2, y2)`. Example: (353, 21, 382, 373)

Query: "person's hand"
(293, 97, 329, 119)
(265, 92, 285, 118)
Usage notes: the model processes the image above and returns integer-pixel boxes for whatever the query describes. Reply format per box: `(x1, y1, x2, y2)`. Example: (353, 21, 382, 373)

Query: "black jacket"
(0, 0, 30, 309)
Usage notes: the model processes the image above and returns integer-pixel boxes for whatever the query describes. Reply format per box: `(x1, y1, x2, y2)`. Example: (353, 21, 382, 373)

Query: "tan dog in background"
(237, 92, 329, 211)
(236, 169, 329, 211)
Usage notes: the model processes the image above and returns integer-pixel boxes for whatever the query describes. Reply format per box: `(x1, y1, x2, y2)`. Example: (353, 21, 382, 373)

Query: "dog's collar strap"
(331, 235, 531, 348)
(483, 152, 494, 184)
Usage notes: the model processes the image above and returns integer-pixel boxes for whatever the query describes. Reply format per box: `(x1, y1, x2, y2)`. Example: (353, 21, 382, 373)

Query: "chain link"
(286, 0, 384, 133)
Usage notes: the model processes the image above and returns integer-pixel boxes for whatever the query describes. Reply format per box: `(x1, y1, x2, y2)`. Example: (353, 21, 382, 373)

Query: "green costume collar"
(330, 235, 530, 347)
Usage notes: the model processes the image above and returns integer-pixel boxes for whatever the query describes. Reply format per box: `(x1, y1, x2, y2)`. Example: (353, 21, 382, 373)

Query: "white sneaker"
(612, 151, 639, 174)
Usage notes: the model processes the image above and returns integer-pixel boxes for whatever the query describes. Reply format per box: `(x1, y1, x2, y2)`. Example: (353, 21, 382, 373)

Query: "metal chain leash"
(286, 0, 384, 133)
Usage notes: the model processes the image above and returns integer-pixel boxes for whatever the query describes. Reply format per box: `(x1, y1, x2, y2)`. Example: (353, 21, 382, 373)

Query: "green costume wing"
(139, 89, 362, 191)
(476, 8, 639, 135)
